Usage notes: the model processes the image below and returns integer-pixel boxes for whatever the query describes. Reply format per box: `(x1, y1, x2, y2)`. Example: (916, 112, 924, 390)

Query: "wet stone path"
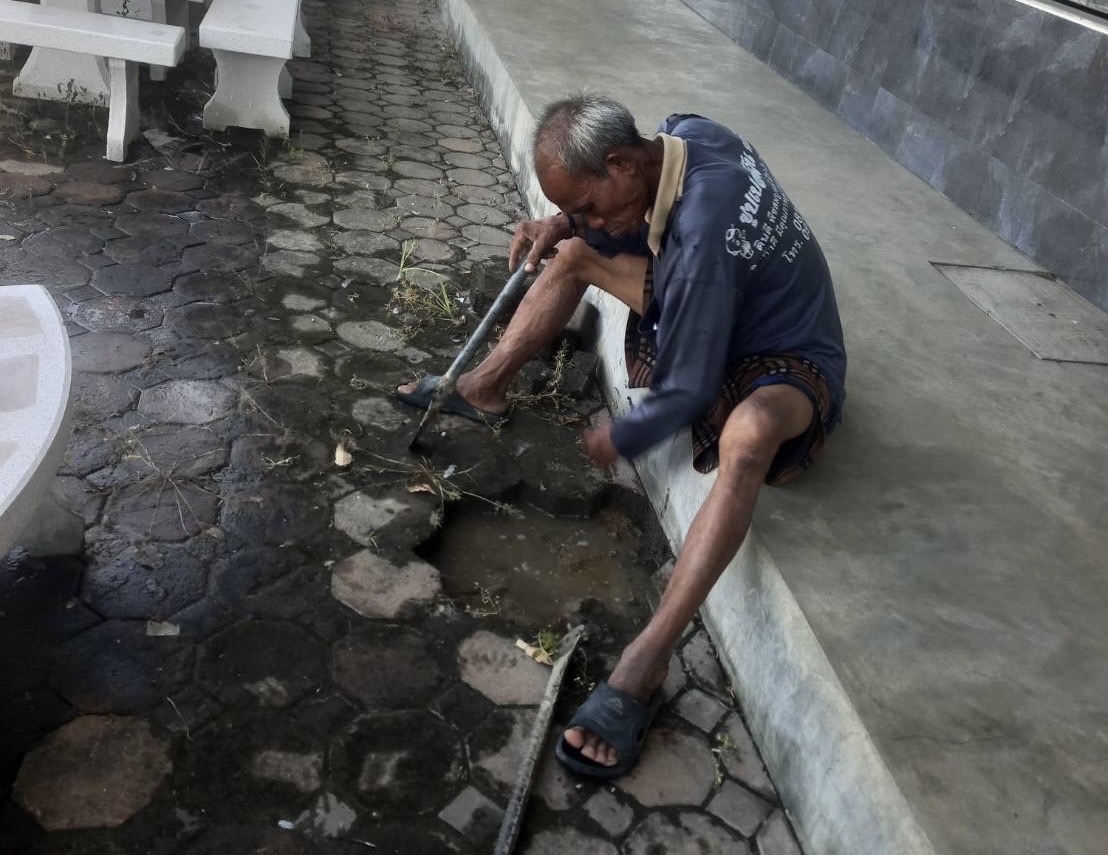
(0, 1, 802, 853)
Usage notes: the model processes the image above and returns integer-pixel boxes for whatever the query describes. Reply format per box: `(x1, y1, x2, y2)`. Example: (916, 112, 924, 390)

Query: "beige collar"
(645, 133, 687, 256)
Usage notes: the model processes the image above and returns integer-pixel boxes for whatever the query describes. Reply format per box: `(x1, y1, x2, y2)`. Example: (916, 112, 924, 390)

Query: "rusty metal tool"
(493, 624, 585, 855)
(408, 262, 530, 448)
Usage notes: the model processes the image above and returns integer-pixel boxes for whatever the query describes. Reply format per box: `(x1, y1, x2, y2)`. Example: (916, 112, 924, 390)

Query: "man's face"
(538, 152, 649, 237)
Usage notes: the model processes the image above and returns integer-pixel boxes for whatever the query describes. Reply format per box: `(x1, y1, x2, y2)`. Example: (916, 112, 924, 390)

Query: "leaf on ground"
(334, 442, 353, 467)
(515, 638, 554, 666)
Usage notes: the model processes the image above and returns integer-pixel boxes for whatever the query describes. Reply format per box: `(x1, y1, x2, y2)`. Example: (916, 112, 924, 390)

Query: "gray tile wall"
(682, 0, 1108, 310)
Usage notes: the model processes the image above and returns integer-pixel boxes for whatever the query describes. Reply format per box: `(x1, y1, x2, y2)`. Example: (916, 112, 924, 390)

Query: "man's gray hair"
(534, 93, 642, 177)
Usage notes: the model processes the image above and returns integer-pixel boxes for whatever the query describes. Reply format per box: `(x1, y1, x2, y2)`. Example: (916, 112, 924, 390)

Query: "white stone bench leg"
(105, 57, 138, 162)
(13, 47, 110, 106)
(293, 10, 311, 58)
(11, 0, 111, 105)
(203, 50, 290, 137)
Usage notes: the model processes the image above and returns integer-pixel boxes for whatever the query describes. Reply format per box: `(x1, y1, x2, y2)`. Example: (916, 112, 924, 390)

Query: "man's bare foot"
(563, 646, 669, 767)
(396, 373, 508, 416)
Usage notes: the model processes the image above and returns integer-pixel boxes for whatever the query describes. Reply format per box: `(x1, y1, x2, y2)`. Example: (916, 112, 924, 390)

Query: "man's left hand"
(582, 423, 619, 467)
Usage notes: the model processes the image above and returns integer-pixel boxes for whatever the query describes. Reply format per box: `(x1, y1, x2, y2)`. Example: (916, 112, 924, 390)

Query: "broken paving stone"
(615, 726, 717, 807)
(585, 788, 635, 837)
(249, 749, 323, 793)
(330, 549, 441, 619)
(331, 625, 446, 709)
(13, 716, 171, 831)
(458, 630, 549, 705)
(469, 708, 534, 796)
(757, 810, 803, 855)
(521, 828, 618, 855)
(707, 780, 775, 838)
(623, 812, 748, 855)
(716, 713, 777, 800)
(337, 319, 405, 352)
(72, 373, 138, 417)
(281, 292, 327, 312)
(351, 396, 408, 431)
(331, 711, 464, 813)
(71, 295, 165, 334)
(227, 434, 330, 481)
(122, 424, 228, 478)
(438, 786, 504, 848)
(69, 332, 150, 373)
(289, 314, 332, 341)
(81, 542, 209, 618)
(50, 621, 192, 713)
(138, 379, 237, 424)
(269, 229, 324, 252)
(333, 229, 399, 256)
(333, 488, 440, 548)
(262, 249, 321, 277)
(220, 485, 330, 546)
(295, 792, 357, 838)
(272, 347, 326, 378)
(196, 620, 324, 707)
(682, 630, 732, 699)
(103, 479, 218, 541)
(674, 686, 729, 733)
(334, 255, 402, 284)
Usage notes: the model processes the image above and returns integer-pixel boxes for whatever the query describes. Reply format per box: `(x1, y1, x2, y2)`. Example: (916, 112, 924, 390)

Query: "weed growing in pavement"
(120, 434, 219, 538)
(360, 451, 518, 516)
(508, 341, 576, 415)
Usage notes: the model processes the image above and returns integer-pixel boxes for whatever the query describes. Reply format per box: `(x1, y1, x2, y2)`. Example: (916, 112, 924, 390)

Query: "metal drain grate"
(934, 264, 1108, 365)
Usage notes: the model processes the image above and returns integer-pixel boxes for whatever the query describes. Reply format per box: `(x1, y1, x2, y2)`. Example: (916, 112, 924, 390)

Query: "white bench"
(0, 285, 73, 561)
(2, 1, 185, 160)
(107, 0, 207, 82)
(199, 0, 310, 138)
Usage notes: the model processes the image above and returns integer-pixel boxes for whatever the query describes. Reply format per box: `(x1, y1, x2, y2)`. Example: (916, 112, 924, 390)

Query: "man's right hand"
(508, 214, 574, 273)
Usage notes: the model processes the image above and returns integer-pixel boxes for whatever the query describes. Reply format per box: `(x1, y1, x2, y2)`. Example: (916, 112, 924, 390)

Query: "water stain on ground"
(426, 501, 658, 627)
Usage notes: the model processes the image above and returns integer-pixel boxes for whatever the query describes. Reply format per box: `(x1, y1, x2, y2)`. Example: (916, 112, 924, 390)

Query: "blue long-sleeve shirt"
(585, 114, 847, 460)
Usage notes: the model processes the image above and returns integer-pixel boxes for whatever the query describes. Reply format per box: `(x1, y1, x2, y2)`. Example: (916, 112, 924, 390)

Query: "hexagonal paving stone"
(113, 212, 189, 237)
(92, 263, 173, 297)
(189, 219, 257, 245)
(333, 488, 440, 548)
(438, 786, 504, 849)
(715, 712, 776, 799)
(334, 256, 402, 284)
(71, 296, 165, 333)
(163, 303, 246, 340)
(126, 189, 195, 213)
(220, 484, 330, 546)
(522, 828, 617, 855)
(103, 236, 182, 266)
(140, 168, 204, 192)
(615, 726, 717, 807)
(82, 541, 211, 619)
(13, 716, 171, 831)
(103, 478, 219, 541)
(69, 331, 150, 373)
(336, 319, 405, 351)
(0, 172, 53, 196)
(681, 630, 731, 698)
(268, 229, 323, 252)
(331, 711, 464, 813)
(351, 396, 408, 431)
(207, 545, 312, 618)
(262, 249, 321, 277)
(50, 621, 192, 713)
(333, 229, 399, 255)
(71, 373, 138, 417)
(181, 242, 258, 273)
(330, 549, 441, 619)
(227, 433, 329, 480)
(197, 620, 324, 707)
(458, 630, 548, 705)
(138, 379, 237, 424)
(268, 202, 329, 228)
(623, 812, 748, 855)
(331, 625, 445, 709)
(708, 780, 775, 837)
(447, 167, 496, 188)
(54, 181, 127, 206)
(332, 207, 397, 231)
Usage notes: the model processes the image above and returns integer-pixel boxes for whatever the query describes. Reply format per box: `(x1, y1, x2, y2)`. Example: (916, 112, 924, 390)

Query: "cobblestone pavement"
(0, 1, 803, 853)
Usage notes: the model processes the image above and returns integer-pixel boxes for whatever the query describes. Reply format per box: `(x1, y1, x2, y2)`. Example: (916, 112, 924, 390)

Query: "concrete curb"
(438, 1, 936, 853)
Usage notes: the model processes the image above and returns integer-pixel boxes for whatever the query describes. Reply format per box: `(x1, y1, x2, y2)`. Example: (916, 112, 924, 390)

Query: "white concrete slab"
(0, 285, 74, 559)
(439, 1, 1108, 854)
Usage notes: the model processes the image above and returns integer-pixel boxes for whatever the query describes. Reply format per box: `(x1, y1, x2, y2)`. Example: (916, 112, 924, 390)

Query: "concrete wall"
(680, 0, 1108, 311)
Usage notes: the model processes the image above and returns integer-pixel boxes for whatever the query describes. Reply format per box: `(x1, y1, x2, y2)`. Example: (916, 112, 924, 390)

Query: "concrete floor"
(438, 0, 1108, 853)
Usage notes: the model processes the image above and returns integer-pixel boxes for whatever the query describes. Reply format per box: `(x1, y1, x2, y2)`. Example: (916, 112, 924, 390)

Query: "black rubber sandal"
(395, 375, 509, 427)
(555, 681, 664, 780)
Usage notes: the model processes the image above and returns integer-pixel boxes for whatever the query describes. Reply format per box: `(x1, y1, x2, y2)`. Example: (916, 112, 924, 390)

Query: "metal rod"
(493, 625, 585, 855)
(409, 263, 530, 448)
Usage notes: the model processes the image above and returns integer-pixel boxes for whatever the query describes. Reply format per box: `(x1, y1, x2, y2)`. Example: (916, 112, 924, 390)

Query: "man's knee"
(717, 399, 782, 478)
(549, 236, 593, 275)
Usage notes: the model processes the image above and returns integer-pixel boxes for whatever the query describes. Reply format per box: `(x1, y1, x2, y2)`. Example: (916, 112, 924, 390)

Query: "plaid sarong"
(624, 266, 831, 485)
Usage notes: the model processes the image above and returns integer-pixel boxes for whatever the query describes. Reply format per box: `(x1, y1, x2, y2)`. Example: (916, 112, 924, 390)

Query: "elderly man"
(398, 93, 846, 779)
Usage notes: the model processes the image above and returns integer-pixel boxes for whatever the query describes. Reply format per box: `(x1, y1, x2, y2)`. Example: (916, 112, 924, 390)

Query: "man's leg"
(398, 239, 647, 413)
(565, 383, 815, 766)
